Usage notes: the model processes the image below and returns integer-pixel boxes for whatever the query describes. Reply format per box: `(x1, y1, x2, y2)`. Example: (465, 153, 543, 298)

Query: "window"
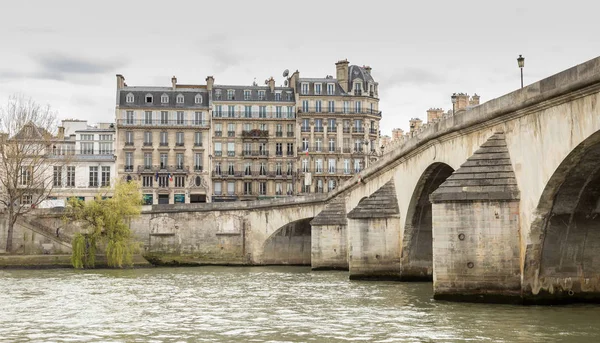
(355, 139, 363, 152)
(195, 94, 202, 104)
(327, 83, 335, 95)
(315, 119, 323, 131)
(355, 101, 362, 113)
(176, 94, 184, 104)
(276, 182, 282, 195)
(126, 131, 134, 145)
(329, 138, 336, 152)
(175, 176, 185, 188)
(328, 159, 336, 173)
(276, 143, 282, 156)
(287, 162, 293, 175)
(53, 166, 62, 187)
(125, 153, 133, 170)
(244, 106, 252, 118)
(328, 118, 336, 130)
(287, 143, 294, 155)
(315, 138, 322, 152)
(143, 176, 153, 188)
(354, 83, 362, 96)
(286, 92, 292, 101)
(214, 142, 222, 156)
(99, 142, 112, 155)
(144, 153, 152, 169)
(344, 159, 350, 174)
(227, 162, 235, 175)
(301, 83, 309, 95)
(227, 181, 235, 195)
(214, 105, 223, 117)
(314, 83, 322, 95)
(81, 142, 94, 154)
(22, 194, 32, 205)
(315, 100, 322, 113)
(244, 182, 252, 195)
(214, 123, 222, 136)
(302, 138, 309, 151)
(101, 166, 110, 187)
(194, 132, 202, 146)
(244, 90, 251, 100)
(259, 182, 267, 195)
(354, 159, 361, 173)
(275, 106, 282, 118)
(287, 123, 294, 135)
(99, 134, 112, 141)
(160, 131, 168, 145)
(317, 179, 324, 193)
(302, 118, 310, 132)
(227, 89, 235, 100)
(160, 153, 168, 169)
(259, 162, 267, 176)
(145, 94, 153, 103)
(244, 162, 252, 176)
(176, 111, 184, 124)
(144, 111, 153, 124)
(244, 123, 252, 131)
(176, 153, 184, 169)
(81, 134, 94, 141)
(354, 119, 363, 133)
(215, 89, 222, 100)
(126, 111, 134, 124)
(227, 142, 235, 156)
(259, 106, 266, 118)
(158, 175, 168, 188)
(161, 94, 169, 103)
(302, 100, 309, 112)
(276, 162, 282, 175)
(194, 111, 204, 125)
(89, 166, 98, 187)
(20, 166, 32, 185)
(194, 153, 203, 171)
(176, 132, 184, 146)
(66, 166, 75, 187)
(328, 179, 336, 191)
(258, 90, 265, 100)
(259, 123, 267, 131)
(275, 92, 281, 101)
(286, 182, 293, 195)
(302, 159, 309, 172)
(343, 101, 349, 114)
(316, 159, 323, 173)
(228, 105, 235, 118)
(144, 131, 152, 145)
(126, 93, 134, 103)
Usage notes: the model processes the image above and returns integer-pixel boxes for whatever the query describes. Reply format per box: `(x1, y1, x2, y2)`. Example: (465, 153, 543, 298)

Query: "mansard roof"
(212, 85, 295, 102)
(118, 88, 209, 108)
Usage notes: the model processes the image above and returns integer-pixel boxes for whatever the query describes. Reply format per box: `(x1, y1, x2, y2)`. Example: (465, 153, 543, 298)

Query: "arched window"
(126, 93, 134, 103)
(195, 94, 203, 104)
(145, 93, 153, 103)
(161, 93, 169, 103)
(176, 94, 185, 104)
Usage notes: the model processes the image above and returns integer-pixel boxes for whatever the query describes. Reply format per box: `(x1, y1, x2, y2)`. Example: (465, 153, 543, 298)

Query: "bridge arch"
(400, 162, 454, 280)
(261, 217, 313, 265)
(524, 129, 600, 303)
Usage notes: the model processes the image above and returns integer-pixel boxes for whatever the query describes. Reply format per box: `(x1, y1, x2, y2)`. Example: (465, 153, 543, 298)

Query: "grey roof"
(347, 180, 399, 219)
(296, 79, 347, 96)
(348, 65, 375, 91)
(430, 132, 520, 203)
(212, 85, 295, 102)
(310, 196, 347, 226)
(118, 88, 209, 108)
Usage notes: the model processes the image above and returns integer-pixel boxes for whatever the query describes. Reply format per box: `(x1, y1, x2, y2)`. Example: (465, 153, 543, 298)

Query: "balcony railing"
(215, 131, 222, 137)
(227, 151, 235, 157)
(242, 130, 269, 138)
(352, 128, 365, 133)
(298, 108, 381, 116)
(276, 131, 283, 137)
(117, 119, 209, 127)
(214, 151, 222, 157)
(228, 131, 235, 137)
(137, 165, 190, 173)
(287, 150, 294, 156)
(242, 150, 269, 157)
(212, 111, 296, 119)
(369, 128, 378, 135)
(343, 128, 350, 133)
(194, 165, 204, 172)
(175, 142, 185, 147)
(287, 131, 294, 137)
(143, 142, 153, 146)
(124, 165, 133, 172)
(159, 142, 169, 147)
(301, 127, 310, 132)
(314, 127, 324, 133)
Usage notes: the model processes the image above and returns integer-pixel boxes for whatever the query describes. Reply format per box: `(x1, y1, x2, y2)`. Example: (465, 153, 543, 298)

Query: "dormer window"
(145, 94, 153, 103)
(286, 92, 292, 101)
(275, 92, 281, 101)
(176, 94, 184, 104)
(314, 83, 322, 95)
(126, 93, 134, 103)
(244, 90, 251, 100)
(195, 94, 203, 104)
(301, 83, 309, 95)
(258, 90, 265, 100)
(161, 94, 169, 103)
(353, 83, 362, 96)
(227, 89, 235, 100)
(215, 89, 222, 100)
(327, 83, 335, 95)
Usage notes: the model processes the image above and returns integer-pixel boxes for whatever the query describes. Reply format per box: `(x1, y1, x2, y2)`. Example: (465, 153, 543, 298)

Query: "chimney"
(171, 76, 177, 89)
(426, 108, 444, 123)
(454, 93, 470, 112)
(268, 77, 275, 92)
(57, 126, 65, 139)
(205, 76, 214, 91)
(470, 93, 480, 106)
(391, 128, 404, 140)
(409, 118, 423, 133)
(364, 65, 372, 75)
(289, 70, 300, 92)
(116, 74, 125, 89)
(335, 59, 350, 92)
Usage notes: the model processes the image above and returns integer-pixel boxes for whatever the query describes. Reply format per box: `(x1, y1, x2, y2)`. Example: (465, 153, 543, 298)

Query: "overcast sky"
(1, 0, 599, 135)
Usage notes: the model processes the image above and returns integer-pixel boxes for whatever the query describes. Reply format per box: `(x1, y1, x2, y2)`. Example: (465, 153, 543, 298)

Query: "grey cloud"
(197, 34, 246, 74)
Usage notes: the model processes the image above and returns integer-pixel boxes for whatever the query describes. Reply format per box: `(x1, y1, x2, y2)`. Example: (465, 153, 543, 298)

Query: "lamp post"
(517, 54, 525, 88)
(451, 93, 457, 114)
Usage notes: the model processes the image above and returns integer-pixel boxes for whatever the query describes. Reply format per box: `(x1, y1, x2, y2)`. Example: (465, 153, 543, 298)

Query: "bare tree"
(0, 95, 61, 252)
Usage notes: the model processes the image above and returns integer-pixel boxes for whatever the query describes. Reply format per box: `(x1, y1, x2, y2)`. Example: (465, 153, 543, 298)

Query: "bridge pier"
(310, 197, 348, 270)
(430, 133, 522, 303)
(347, 180, 401, 280)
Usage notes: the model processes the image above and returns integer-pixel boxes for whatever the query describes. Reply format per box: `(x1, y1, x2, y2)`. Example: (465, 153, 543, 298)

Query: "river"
(0, 266, 599, 342)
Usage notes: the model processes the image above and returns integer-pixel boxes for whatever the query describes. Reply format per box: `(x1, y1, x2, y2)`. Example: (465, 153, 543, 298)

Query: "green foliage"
(65, 180, 142, 268)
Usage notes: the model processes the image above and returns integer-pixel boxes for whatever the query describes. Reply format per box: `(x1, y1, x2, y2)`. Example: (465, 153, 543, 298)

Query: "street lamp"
(451, 93, 457, 114)
(517, 54, 525, 88)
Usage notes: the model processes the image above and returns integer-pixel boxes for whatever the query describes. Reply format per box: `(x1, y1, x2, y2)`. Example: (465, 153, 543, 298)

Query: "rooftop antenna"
(252, 77, 257, 86)
(282, 69, 290, 88)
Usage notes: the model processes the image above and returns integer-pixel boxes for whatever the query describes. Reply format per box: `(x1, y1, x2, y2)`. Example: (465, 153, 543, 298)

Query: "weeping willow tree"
(64, 180, 142, 268)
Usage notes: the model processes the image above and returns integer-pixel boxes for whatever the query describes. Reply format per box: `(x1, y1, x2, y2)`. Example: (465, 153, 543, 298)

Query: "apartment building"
(115, 75, 211, 205)
(210, 77, 298, 201)
(291, 59, 381, 194)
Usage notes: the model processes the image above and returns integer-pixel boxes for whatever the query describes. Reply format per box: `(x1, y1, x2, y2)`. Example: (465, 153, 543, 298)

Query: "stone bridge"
(134, 56, 600, 304)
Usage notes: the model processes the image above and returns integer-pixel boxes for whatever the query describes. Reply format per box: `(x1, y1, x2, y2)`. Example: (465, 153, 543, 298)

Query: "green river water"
(0, 266, 599, 342)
